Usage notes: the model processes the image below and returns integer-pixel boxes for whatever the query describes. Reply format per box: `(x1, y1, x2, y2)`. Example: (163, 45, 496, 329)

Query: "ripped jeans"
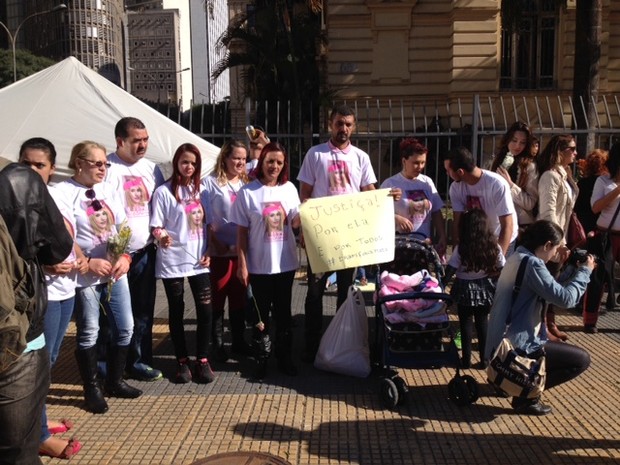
(162, 272, 213, 360)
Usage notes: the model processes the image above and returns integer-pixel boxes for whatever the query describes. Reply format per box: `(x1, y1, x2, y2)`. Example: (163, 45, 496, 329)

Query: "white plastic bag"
(314, 286, 371, 378)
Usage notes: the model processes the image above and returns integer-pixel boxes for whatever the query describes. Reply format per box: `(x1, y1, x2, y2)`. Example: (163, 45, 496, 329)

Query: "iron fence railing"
(169, 94, 620, 199)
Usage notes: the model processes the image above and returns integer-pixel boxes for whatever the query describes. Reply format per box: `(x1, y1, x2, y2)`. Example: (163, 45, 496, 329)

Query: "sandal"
(39, 437, 82, 459)
(48, 418, 74, 435)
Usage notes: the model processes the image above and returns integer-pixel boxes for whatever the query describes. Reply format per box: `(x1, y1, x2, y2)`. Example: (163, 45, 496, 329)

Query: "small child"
(445, 209, 505, 369)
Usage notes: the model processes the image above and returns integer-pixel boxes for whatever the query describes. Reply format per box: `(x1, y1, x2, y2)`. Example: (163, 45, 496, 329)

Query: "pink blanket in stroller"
(377, 270, 448, 325)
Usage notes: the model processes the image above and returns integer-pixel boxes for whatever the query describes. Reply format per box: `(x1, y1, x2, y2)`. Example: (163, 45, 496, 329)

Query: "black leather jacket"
(0, 163, 73, 342)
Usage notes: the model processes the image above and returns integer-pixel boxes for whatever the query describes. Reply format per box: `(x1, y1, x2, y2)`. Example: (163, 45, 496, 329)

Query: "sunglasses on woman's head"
(79, 157, 111, 168)
(85, 189, 103, 211)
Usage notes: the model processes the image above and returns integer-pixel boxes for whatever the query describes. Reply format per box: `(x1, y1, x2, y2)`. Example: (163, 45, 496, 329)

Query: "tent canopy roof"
(0, 57, 219, 182)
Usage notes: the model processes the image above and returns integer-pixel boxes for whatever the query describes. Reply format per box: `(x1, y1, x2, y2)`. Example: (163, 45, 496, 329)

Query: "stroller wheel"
(380, 378, 399, 409)
(448, 374, 479, 406)
(393, 376, 409, 405)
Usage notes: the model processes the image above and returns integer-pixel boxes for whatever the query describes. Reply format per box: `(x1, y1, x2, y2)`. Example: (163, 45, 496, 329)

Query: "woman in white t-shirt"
(18, 137, 88, 458)
(151, 143, 215, 385)
(54, 141, 142, 415)
(231, 142, 301, 380)
(202, 140, 252, 361)
(381, 138, 447, 256)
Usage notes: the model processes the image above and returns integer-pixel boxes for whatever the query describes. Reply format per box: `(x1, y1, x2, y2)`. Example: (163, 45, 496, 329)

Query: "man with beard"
(297, 105, 378, 363)
(103, 117, 164, 381)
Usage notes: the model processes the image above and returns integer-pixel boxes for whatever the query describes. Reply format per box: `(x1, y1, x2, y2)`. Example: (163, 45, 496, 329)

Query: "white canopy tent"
(0, 57, 220, 182)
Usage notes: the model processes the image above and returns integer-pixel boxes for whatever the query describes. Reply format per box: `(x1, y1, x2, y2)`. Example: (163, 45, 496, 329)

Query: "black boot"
(230, 308, 252, 356)
(212, 310, 228, 362)
(252, 332, 271, 380)
(276, 330, 298, 376)
(105, 345, 143, 399)
(75, 348, 109, 414)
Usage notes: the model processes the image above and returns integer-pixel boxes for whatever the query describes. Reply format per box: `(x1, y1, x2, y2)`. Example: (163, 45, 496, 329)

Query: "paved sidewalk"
(43, 275, 620, 465)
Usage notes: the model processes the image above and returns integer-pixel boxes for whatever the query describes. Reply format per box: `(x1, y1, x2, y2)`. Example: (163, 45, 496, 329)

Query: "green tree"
(0, 49, 55, 88)
(212, 0, 324, 103)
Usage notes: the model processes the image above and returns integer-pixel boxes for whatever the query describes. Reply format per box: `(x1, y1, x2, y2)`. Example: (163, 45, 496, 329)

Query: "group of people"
(0, 107, 609, 463)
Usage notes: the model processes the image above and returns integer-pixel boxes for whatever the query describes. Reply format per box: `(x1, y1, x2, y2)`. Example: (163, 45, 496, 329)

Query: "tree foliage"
(213, 0, 325, 103)
(0, 49, 56, 88)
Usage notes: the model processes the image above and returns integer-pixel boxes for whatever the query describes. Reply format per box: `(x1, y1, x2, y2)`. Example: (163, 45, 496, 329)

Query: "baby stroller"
(374, 235, 479, 408)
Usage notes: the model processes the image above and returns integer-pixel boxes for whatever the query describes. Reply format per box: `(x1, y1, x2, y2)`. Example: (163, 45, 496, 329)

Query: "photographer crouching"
(485, 220, 594, 416)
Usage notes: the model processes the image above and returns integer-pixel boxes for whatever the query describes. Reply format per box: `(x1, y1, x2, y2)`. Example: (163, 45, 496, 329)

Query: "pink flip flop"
(48, 419, 74, 435)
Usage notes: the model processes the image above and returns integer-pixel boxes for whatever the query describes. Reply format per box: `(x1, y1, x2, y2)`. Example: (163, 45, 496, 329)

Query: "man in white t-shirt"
(297, 105, 378, 363)
(104, 117, 164, 381)
(444, 146, 518, 256)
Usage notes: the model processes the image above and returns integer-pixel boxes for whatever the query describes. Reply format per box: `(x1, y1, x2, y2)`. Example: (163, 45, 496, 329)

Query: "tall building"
(189, 0, 230, 104)
(126, 8, 183, 104)
(1, 0, 125, 86)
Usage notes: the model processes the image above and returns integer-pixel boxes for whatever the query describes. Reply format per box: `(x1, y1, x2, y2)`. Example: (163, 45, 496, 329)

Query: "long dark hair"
(519, 220, 564, 252)
(490, 122, 534, 188)
(606, 142, 620, 179)
(255, 142, 290, 185)
(457, 209, 500, 273)
(169, 143, 202, 202)
(536, 134, 575, 175)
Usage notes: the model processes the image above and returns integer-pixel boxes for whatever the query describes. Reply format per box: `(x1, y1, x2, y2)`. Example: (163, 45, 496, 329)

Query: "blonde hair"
(68, 141, 107, 171)
(212, 139, 249, 186)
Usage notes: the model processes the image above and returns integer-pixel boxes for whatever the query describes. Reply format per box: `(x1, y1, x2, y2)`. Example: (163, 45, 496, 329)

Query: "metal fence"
(174, 94, 620, 199)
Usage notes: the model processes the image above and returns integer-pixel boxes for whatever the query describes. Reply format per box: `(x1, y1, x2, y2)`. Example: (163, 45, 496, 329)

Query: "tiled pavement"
(43, 271, 620, 464)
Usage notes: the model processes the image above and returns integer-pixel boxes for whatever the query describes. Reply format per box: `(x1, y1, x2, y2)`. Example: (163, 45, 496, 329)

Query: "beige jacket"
(510, 162, 539, 226)
(537, 165, 578, 240)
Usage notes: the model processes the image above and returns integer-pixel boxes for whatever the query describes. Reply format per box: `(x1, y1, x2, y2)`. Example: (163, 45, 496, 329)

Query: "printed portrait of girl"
(262, 202, 286, 241)
(185, 200, 205, 240)
(86, 201, 115, 244)
(123, 176, 149, 215)
(328, 160, 351, 195)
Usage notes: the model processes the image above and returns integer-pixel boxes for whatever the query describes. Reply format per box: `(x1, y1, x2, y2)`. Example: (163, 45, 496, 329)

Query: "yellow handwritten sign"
(300, 189, 395, 273)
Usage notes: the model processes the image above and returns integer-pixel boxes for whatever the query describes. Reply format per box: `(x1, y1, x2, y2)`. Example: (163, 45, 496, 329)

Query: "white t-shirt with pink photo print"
(52, 178, 128, 287)
(150, 181, 212, 279)
(202, 174, 244, 257)
(106, 153, 164, 252)
(230, 180, 300, 275)
(45, 186, 78, 301)
(297, 141, 377, 198)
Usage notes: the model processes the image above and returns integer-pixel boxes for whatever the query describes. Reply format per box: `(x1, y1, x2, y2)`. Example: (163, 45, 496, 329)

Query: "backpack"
(0, 215, 35, 374)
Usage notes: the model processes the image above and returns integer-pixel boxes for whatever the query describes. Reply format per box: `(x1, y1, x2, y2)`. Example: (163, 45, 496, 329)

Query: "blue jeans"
(126, 244, 157, 370)
(0, 349, 49, 465)
(43, 297, 75, 366)
(75, 278, 134, 350)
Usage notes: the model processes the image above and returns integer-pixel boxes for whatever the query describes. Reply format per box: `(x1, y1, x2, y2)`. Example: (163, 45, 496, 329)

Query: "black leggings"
(163, 273, 213, 360)
(457, 304, 489, 366)
(544, 340, 590, 391)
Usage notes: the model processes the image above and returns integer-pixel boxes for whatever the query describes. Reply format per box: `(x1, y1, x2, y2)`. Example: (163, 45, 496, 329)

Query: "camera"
(568, 248, 591, 266)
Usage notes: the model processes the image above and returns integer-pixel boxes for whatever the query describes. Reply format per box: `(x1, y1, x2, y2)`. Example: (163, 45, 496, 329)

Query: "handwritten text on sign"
(300, 189, 395, 273)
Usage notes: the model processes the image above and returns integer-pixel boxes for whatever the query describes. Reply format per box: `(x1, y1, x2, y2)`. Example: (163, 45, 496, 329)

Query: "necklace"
(227, 179, 242, 194)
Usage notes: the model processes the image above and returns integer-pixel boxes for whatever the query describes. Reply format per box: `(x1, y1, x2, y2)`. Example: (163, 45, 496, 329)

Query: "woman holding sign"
(231, 142, 301, 379)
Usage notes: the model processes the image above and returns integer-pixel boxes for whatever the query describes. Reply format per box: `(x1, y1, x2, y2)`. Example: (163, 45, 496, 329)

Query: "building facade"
(189, 0, 230, 104)
(127, 8, 183, 104)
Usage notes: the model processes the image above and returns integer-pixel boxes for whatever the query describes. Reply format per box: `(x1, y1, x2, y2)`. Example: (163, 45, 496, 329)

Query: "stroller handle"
(376, 291, 452, 305)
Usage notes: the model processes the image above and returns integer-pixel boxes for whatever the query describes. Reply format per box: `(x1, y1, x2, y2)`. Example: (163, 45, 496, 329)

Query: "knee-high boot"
(75, 347, 109, 414)
(104, 345, 143, 398)
(546, 308, 568, 341)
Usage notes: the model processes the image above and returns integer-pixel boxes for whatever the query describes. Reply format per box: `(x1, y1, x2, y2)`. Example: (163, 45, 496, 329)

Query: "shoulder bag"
(486, 256, 547, 399)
